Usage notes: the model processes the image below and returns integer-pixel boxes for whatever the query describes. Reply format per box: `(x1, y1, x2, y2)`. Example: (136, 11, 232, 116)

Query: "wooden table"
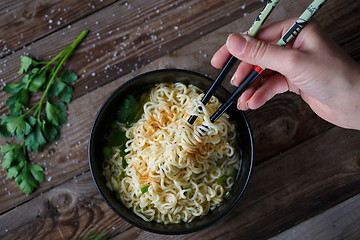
(1, 0, 359, 239)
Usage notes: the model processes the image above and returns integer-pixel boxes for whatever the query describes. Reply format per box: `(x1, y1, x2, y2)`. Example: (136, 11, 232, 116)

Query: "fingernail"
(230, 75, 235, 86)
(245, 100, 250, 110)
(226, 33, 247, 54)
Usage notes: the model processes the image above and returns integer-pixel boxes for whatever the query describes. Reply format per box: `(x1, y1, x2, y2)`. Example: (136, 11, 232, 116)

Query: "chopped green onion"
(121, 146, 128, 169)
(225, 191, 230, 198)
(141, 185, 149, 194)
(218, 175, 228, 183)
(102, 146, 112, 158)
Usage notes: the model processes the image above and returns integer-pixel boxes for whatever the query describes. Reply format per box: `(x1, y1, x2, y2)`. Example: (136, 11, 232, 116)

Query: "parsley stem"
(36, 30, 88, 120)
(39, 48, 67, 74)
(21, 103, 40, 118)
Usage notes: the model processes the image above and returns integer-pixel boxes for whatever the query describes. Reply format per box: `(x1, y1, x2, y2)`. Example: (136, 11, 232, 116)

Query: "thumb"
(226, 33, 304, 76)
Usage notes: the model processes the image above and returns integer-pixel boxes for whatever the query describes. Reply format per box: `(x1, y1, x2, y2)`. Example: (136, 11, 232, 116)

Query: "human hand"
(211, 18, 360, 130)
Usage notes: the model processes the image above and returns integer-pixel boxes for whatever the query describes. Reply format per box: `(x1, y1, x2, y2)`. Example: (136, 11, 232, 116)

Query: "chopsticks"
(188, 0, 280, 125)
(188, 0, 328, 125)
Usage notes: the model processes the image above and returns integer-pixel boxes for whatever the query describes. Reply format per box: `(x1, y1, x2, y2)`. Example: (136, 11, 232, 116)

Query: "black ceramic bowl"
(89, 69, 254, 234)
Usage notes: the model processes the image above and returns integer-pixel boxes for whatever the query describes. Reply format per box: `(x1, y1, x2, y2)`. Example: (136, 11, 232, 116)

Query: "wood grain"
(270, 194, 360, 240)
(1, 0, 360, 239)
(0, 0, 118, 58)
(0, 0, 263, 101)
(0, 1, 333, 213)
(0, 127, 359, 239)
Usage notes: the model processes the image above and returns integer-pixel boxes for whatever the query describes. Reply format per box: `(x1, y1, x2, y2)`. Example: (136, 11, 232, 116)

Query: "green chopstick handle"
(277, 0, 328, 46)
(247, 0, 280, 37)
(188, 0, 281, 125)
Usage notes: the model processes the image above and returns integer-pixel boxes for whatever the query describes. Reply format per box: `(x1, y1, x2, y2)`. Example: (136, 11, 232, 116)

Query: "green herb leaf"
(120, 145, 128, 169)
(18, 56, 37, 74)
(44, 101, 67, 127)
(1, 143, 24, 169)
(29, 163, 44, 182)
(102, 146, 112, 158)
(7, 165, 22, 178)
(49, 74, 75, 103)
(42, 120, 59, 142)
(141, 185, 149, 194)
(5, 116, 32, 139)
(59, 84, 73, 103)
(25, 120, 47, 152)
(6, 88, 30, 115)
(62, 69, 78, 83)
(49, 77, 67, 98)
(1, 30, 88, 195)
(104, 127, 129, 168)
(15, 162, 43, 195)
(48, 78, 73, 103)
(117, 95, 140, 127)
(108, 130, 127, 147)
(121, 158, 128, 169)
(53, 102, 68, 125)
(3, 83, 24, 95)
(28, 70, 47, 92)
(0, 122, 11, 138)
(45, 101, 62, 126)
(218, 175, 228, 183)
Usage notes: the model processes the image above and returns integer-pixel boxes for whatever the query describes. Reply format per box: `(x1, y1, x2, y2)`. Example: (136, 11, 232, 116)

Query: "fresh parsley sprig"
(0, 30, 88, 195)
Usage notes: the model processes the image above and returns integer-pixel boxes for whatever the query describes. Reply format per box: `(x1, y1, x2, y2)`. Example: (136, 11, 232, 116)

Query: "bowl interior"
(89, 69, 253, 234)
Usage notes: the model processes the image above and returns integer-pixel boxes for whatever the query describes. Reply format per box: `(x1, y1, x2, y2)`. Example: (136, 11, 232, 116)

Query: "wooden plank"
(117, 127, 360, 240)
(0, 0, 343, 213)
(0, 0, 264, 101)
(0, 0, 118, 57)
(0, 1, 333, 213)
(0, 127, 359, 239)
(1, 0, 359, 103)
(270, 194, 360, 240)
(0, 172, 130, 239)
(316, 0, 360, 61)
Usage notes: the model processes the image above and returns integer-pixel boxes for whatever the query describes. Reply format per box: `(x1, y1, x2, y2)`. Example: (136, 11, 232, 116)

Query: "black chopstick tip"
(188, 115, 197, 125)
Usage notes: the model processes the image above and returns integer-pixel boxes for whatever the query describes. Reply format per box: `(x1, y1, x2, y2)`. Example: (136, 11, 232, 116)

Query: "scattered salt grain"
(151, 35, 157, 41)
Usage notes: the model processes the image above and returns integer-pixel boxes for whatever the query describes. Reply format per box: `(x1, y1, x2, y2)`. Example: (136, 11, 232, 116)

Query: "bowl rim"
(88, 68, 254, 234)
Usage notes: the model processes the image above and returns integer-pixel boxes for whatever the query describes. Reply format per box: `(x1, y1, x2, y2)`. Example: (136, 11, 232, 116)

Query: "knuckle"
(248, 40, 269, 63)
